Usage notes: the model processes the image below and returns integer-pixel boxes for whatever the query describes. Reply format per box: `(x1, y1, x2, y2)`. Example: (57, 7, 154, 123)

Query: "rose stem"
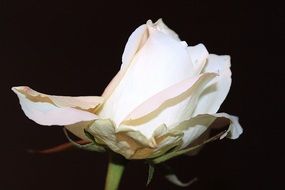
(104, 152, 127, 190)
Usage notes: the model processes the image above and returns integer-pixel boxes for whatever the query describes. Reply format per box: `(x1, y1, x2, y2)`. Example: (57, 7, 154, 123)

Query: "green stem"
(104, 153, 127, 190)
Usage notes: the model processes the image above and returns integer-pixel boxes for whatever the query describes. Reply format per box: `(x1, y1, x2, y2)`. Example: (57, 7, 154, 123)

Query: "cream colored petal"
(122, 73, 216, 122)
(116, 114, 241, 159)
(170, 115, 215, 149)
(192, 54, 232, 116)
(169, 113, 243, 149)
(99, 28, 195, 125)
(187, 43, 209, 75)
(87, 119, 135, 158)
(12, 86, 101, 126)
(146, 126, 183, 159)
(118, 73, 217, 139)
(216, 113, 243, 140)
(117, 124, 182, 159)
(102, 25, 148, 99)
(147, 19, 180, 41)
(102, 19, 180, 100)
(85, 119, 179, 159)
(121, 24, 148, 70)
(12, 86, 104, 110)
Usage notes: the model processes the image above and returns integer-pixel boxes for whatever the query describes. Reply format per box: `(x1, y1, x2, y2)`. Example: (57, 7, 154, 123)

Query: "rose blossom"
(12, 19, 242, 159)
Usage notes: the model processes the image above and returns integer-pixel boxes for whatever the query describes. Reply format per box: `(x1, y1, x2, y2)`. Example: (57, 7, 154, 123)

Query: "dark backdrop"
(1, 0, 283, 189)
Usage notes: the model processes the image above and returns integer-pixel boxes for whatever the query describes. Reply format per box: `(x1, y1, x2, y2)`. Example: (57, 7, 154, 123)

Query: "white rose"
(12, 19, 242, 159)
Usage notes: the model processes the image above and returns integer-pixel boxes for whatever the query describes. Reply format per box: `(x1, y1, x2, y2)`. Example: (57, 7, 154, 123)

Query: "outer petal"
(119, 73, 217, 139)
(192, 54, 232, 116)
(102, 24, 148, 99)
(87, 119, 137, 158)
(121, 24, 148, 70)
(86, 119, 182, 159)
(12, 86, 103, 126)
(187, 43, 209, 75)
(99, 27, 195, 125)
(85, 113, 242, 159)
(169, 112, 243, 149)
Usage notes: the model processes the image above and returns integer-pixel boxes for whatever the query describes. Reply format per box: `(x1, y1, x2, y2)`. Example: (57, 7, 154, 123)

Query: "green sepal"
(146, 163, 155, 186)
(151, 130, 227, 164)
(63, 128, 105, 152)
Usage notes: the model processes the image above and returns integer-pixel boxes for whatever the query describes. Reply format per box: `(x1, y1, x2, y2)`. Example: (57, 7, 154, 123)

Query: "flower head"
(12, 19, 242, 159)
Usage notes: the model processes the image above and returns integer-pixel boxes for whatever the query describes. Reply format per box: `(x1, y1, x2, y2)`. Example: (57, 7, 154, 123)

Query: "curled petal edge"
(150, 113, 243, 164)
(12, 86, 102, 126)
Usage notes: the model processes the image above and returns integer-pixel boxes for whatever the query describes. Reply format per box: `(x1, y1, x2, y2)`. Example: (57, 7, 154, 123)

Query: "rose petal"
(122, 73, 216, 122)
(169, 112, 243, 148)
(102, 24, 148, 99)
(147, 19, 180, 41)
(118, 73, 217, 139)
(121, 24, 148, 70)
(87, 119, 136, 158)
(145, 126, 183, 159)
(99, 28, 195, 125)
(187, 43, 209, 75)
(12, 86, 102, 126)
(85, 119, 180, 159)
(192, 54, 232, 116)
(102, 19, 180, 100)
(115, 124, 182, 159)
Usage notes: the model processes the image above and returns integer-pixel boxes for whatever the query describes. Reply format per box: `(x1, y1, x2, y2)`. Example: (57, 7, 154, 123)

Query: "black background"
(1, 0, 284, 189)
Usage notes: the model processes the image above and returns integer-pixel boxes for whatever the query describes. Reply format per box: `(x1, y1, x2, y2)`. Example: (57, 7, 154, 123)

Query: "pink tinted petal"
(12, 86, 104, 110)
(12, 86, 100, 126)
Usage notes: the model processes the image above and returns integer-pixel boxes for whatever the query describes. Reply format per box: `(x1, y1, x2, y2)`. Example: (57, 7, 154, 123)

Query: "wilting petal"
(144, 125, 183, 159)
(217, 113, 243, 140)
(115, 124, 183, 159)
(85, 119, 180, 159)
(12, 86, 102, 126)
(65, 121, 92, 141)
(119, 73, 217, 139)
(169, 113, 243, 149)
(99, 29, 195, 125)
(87, 119, 136, 158)
(192, 54, 232, 116)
